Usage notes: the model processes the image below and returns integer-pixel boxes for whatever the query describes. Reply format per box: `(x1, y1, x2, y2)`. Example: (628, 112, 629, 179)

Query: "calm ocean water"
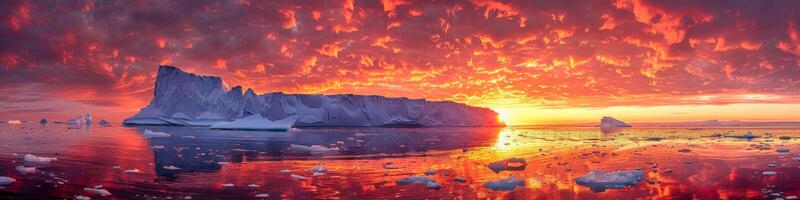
(1, 123, 799, 199)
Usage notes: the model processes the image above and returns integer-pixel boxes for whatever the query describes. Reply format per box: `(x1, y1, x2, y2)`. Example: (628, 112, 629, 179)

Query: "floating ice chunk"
(383, 165, 400, 169)
(210, 115, 297, 131)
(787, 196, 798, 200)
(483, 175, 525, 191)
(763, 171, 777, 176)
(311, 166, 327, 176)
(16, 165, 35, 174)
(152, 145, 165, 150)
(286, 144, 339, 155)
(395, 176, 435, 185)
(222, 183, 234, 187)
(124, 168, 141, 173)
(74, 195, 91, 200)
(8, 120, 22, 124)
(425, 182, 442, 190)
(487, 157, 527, 173)
(291, 174, 307, 180)
(777, 148, 790, 153)
(576, 170, 644, 192)
(40, 118, 48, 124)
(24, 154, 57, 165)
(247, 184, 259, 188)
(83, 187, 111, 196)
(163, 165, 181, 170)
(454, 177, 466, 182)
(255, 193, 270, 198)
(142, 129, 171, 138)
(98, 120, 110, 126)
(280, 169, 291, 173)
(727, 132, 758, 139)
(424, 169, 436, 175)
(0, 176, 16, 185)
(780, 136, 792, 140)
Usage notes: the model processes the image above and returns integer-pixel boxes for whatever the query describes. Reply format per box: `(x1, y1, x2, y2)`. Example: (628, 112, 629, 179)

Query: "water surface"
(1, 123, 799, 199)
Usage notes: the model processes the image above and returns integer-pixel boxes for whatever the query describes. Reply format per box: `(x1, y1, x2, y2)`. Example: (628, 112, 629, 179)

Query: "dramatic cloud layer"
(1, 0, 799, 122)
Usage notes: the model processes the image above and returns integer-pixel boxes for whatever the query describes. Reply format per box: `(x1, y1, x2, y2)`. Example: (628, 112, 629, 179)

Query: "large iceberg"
(123, 66, 504, 128)
(598, 116, 631, 127)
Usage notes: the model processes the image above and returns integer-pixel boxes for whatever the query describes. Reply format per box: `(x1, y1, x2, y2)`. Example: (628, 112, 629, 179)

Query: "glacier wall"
(123, 66, 504, 127)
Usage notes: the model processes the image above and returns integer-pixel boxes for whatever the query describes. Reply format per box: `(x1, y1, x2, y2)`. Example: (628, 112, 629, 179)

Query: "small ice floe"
(727, 132, 758, 139)
(383, 165, 400, 169)
(678, 148, 692, 153)
(222, 183, 234, 187)
(311, 166, 327, 176)
(254, 193, 270, 198)
(163, 165, 181, 170)
(487, 157, 527, 173)
(763, 171, 777, 176)
(98, 120, 110, 126)
(74, 195, 91, 200)
(142, 129, 171, 138)
(152, 145, 165, 150)
(247, 184, 259, 188)
(291, 174, 308, 180)
(112, 166, 121, 169)
(575, 170, 644, 192)
(425, 182, 442, 190)
(644, 137, 662, 141)
(123, 168, 141, 173)
(793, 157, 800, 161)
(286, 144, 339, 155)
(83, 187, 112, 196)
(454, 177, 467, 182)
(780, 136, 792, 140)
(280, 169, 292, 173)
(482, 175, 525, 191)
(0, 176, 16, 185)
(24, 154, 57, 165)
(396, 176, 436, 185)
(217, 162, 229, 165)
(16, 165, 36, 174)
(786, 196, 798, 200)
(777, 148, 791, 153)
(424, 169, 436, 175)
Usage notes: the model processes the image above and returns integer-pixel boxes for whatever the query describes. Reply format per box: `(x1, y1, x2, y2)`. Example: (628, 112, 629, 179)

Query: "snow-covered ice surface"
(123, 66, 503, 128)
(3, 124, 800, 199)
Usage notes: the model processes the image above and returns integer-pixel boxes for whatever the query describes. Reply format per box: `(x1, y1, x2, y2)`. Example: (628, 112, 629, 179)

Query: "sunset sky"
(2, 0, 800, 125)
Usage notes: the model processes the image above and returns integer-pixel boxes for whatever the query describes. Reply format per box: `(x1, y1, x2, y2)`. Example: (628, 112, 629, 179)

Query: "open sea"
(1, 123, 800, 199)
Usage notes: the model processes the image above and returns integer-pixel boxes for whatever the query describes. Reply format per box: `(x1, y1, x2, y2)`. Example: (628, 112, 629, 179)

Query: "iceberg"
(209, 114, 297, 131)
(575, 170, 644, 192)
(123, 65, 503, 128)
(7, 120, 22, 124)
(599, 116, 631, 127)
(487, 157, 527, 173)
(40, 118, 48, 124)
(67, 114, 92, 125)
(98, 120, 110, 126)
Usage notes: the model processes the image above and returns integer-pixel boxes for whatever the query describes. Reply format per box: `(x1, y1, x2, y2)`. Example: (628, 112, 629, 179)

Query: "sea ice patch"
(483, 175, 525, 191)
(575, 170, 644, 192)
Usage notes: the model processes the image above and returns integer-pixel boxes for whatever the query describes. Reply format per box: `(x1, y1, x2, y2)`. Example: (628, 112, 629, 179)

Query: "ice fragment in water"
(575, 170, 644, 192)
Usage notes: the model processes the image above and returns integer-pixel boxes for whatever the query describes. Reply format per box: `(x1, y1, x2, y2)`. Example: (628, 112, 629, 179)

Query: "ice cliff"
(123, 66, 503, 128)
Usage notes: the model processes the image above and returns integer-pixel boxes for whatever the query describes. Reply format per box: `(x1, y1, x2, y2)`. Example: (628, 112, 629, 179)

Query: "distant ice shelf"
(123, 65, 504, 130)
